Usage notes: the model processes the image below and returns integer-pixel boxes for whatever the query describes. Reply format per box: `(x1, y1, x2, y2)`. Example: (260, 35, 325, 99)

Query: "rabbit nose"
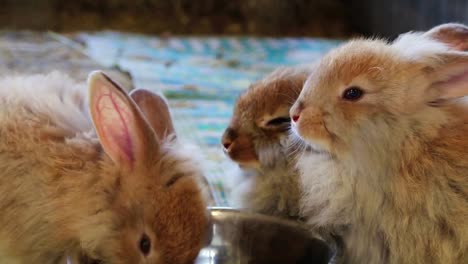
(222, 140, 232, 151)
(292, 114, 300, 122)
(290, 101, 303, 123)
(221, 127, 237, 152)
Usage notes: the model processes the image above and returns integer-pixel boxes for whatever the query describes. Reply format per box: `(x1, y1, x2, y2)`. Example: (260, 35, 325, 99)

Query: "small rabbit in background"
(0, 71, 210, 264)
(290, 23, 468, 264)
(221, 65, 313, 219)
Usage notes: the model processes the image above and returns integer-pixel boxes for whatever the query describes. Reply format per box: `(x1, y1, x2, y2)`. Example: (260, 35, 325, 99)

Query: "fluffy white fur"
(0, 71, 93, 135)
(227, 136, 301, 218)
(393, 31, 451, 62)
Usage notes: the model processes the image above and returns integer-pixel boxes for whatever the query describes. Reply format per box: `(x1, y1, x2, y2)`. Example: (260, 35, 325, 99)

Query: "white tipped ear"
(88, 71, 157, 169)
(427, 52, 468, 102)
(424, 23, 468, 51)
(130, 89, 176, 140)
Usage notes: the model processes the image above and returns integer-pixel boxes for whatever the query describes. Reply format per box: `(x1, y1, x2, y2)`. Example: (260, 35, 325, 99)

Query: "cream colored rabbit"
(221, 66, 313, 219)
(0, 71, 209, 264)
(290, 23, 468, 264)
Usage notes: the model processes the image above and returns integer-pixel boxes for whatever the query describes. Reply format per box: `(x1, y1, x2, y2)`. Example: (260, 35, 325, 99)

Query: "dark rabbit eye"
(342, 86, 364, 101)
(266, 117, 291, 126)
(139, 234, 151, 256)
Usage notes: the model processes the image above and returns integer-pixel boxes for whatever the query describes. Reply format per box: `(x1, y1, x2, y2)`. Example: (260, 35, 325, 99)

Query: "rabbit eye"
(266, 117, 291, 126)
(342, 86, 364, 101)
(139, 234, 151, 256)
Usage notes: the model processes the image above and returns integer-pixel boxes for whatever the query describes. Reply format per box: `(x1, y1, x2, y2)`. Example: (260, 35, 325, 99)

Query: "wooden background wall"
(0, 0, 465, 38)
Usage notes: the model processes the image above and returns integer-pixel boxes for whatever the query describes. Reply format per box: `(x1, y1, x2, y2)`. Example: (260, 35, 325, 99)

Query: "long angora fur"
(291, 27, 468, 263)
(0, 71, 209, 264)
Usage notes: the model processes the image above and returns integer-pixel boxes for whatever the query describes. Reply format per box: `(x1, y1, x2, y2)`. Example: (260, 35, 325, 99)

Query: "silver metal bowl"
(195, 207, 338, 264)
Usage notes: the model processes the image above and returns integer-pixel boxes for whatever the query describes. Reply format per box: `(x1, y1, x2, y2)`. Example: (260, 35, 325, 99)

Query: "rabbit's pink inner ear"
(430, 60, 468, 100)
(88, 71, 137, 167)
(94, 91, 135, 162)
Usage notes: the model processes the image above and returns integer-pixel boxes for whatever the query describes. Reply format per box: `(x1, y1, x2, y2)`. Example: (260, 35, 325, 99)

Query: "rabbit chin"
(236, 160, 261, 170)
(291, 125, 331, 155)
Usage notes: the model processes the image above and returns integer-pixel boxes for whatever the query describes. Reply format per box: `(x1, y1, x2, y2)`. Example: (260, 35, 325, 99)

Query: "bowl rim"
(208, 206, 312, 231)
(206, 206, 340, 258)
(204, 206, 342, 263)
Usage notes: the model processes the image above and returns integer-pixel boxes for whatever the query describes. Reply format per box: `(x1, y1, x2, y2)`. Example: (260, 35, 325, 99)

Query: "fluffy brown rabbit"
(0, 71, 209, 264)
(221, 65, 312, 219)
(289, 23, 468, 264)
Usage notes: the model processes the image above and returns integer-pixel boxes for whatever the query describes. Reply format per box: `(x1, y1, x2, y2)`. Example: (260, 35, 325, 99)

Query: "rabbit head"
(290, 29, 468, 159)
(221, 67, 311, 170)
(82, 72, 209, 264)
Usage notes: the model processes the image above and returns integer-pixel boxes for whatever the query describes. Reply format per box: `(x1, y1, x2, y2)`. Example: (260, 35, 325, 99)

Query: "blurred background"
(1, 0, 467, 38)
(1, 0, 466, 206)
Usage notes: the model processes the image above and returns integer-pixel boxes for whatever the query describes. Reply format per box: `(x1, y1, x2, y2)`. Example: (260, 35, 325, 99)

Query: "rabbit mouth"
(290, 125, 327, 154)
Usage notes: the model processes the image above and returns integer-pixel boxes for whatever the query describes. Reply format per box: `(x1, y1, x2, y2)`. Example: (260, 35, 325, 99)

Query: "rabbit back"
(0, 72, 102, 262)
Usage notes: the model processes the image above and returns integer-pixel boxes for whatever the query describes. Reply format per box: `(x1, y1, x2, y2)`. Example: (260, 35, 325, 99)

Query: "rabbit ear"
(424, 23, 468, 51)
(426, 52, 468, 102)
(88, 71, 158, 169)
(130, 89, 176, 140)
